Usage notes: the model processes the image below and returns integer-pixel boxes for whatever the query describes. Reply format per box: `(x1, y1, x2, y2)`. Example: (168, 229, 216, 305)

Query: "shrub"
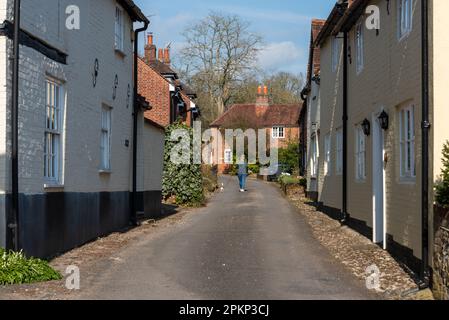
(278, 174, 300, 188)
(278, 142, 300, 174)
(202, 165, 218, 193)
(436, 142, 449, 208)
(0, 249, 62, 285)
(162, 122, 204, 206)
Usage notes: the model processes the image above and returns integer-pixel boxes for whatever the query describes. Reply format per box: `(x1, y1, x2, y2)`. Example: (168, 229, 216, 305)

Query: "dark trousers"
(238, 174, 247, 190)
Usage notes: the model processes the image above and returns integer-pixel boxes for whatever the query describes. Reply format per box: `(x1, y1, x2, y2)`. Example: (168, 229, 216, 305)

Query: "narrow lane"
(81, 176, 373, 300)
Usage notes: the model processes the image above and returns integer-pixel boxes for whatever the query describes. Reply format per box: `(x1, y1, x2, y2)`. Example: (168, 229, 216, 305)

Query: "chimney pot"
(147, 33, 153, 45)
(256, 84, 269, 106)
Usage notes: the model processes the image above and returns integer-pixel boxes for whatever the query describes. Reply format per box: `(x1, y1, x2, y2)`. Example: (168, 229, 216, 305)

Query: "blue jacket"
(238, 163, 248, 175)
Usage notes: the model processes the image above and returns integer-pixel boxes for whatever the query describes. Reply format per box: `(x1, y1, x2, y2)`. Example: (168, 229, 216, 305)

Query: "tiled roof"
(210, 103, 302, 128)
(148, 59, 179, 79)
(178, 81, 197, 98)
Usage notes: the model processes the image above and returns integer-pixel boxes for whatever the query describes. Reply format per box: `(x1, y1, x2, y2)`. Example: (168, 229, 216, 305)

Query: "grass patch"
(0, 248, 62, 285)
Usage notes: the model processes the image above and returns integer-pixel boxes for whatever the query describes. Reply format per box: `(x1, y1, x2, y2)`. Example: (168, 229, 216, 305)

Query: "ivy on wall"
(162, 122, 204, 206)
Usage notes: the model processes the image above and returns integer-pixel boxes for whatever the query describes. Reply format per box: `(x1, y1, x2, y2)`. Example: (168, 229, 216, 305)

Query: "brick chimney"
(164, 47, 171, 66)
(158, 48, 165, 62)
(144, 33, 157, 62)
(256, 85, 269, 106)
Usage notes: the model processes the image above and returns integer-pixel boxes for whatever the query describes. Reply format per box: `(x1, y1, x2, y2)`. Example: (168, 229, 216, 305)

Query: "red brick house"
(138, 33, 199, 128)
(210, 87, 302, 173)
(136, 34, 199, 218)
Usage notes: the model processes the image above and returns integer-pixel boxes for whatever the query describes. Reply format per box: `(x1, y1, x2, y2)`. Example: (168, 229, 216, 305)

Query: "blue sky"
(134, 0, 334, 75)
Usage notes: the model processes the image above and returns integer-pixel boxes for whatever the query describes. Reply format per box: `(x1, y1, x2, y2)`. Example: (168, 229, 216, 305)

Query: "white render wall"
(0, 0, 138, 194)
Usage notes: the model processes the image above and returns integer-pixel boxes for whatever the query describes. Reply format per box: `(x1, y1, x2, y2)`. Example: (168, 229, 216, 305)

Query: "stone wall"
(433, 206, 449, 300)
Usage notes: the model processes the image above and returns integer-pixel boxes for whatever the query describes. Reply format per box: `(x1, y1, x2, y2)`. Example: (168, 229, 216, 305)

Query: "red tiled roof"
(210, 103, 302, 128)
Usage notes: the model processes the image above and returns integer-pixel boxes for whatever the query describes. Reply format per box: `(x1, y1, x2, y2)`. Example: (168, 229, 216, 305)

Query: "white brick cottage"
(0, 0, 151, 258)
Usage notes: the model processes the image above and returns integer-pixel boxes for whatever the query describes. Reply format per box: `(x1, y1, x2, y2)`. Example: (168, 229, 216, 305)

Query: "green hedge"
(162, 122, 204, 206)
(0, 249, 62, 285)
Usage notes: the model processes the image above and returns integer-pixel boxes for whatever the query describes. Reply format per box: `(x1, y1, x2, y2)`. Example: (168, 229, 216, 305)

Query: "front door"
(372, 114, 386, 247)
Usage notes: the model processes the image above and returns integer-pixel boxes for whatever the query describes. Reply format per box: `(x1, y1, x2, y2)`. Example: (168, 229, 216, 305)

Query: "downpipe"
(420, 0, 430, 289)
(9, 0, 21, 252)
(341, 31, 349, 224)
(131, 21, 149, 226)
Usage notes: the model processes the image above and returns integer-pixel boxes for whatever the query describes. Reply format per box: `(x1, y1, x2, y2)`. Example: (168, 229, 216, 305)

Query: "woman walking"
(237, 157, 248, 192)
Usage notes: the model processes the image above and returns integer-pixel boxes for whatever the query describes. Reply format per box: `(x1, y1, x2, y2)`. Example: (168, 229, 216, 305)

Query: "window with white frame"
(336, 128, 343, 175)
(355, 22, 364, 74)
(115, 6, 124, 51)
(324, 133, 331, 176)
(224, 149, 233, 164)
(398, 0, 413, 39)
(44, 79, 64, 184)
(355, 126, 366, 180)
(272, 126, 285, 139)
(101, 105, 112, 171)
(331, 36, 339, 72)
(399, 105, 416, 179)
(310, 135, 318, 178)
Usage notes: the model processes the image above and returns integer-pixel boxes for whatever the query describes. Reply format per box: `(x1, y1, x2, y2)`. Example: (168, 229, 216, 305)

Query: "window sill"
(44, 183, 64, 190)
(115, 49, 126, 58)
(398, 177, 416, 185)
(99, 169, 112, 174)
(398, 31, 411, 43)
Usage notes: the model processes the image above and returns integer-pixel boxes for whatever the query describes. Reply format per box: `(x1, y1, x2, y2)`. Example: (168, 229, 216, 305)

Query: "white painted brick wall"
(0, 0, 141, 194)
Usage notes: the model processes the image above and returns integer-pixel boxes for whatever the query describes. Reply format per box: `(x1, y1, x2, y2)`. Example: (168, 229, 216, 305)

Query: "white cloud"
(258, 41, 304, 73)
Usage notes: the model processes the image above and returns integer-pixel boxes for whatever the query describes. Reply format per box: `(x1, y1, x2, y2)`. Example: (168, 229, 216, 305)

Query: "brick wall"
(137, 58, 171, 127)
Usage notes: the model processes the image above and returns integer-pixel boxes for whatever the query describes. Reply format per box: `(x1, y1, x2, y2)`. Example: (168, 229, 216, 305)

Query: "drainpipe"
(341, 30, 349, 224)
(9, 0, 21, 252)
(420, 0, 430, 288)
(131, 21, 149, 226)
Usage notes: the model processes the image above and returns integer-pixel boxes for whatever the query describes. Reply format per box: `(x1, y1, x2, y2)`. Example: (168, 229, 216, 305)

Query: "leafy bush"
(278, 174, 300, 188)
(436, 142, 449, 208)
(202, 165, 218, 193)
(162, 122, 204, 206)
(278, 142, 300, 174)
(0, 248, 62, 285)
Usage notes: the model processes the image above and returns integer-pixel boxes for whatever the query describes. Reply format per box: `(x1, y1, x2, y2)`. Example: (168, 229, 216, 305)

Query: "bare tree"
(180, 12, 263, 122)
(230, 71, 305, 105)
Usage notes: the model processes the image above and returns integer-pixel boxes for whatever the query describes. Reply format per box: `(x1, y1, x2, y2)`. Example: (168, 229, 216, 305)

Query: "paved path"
(80, 176, 374, 300)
